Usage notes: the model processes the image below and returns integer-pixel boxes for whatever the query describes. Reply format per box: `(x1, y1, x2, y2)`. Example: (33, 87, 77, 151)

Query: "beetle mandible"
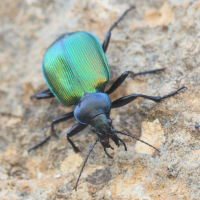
(30, 6, 186, 190)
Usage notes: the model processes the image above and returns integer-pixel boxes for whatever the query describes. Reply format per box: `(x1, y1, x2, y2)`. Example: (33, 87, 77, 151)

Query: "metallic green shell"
(42, 31, 110, 106)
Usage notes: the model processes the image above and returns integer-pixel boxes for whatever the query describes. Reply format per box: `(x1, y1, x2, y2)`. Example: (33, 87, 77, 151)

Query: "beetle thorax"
(74, 93, 111, 125)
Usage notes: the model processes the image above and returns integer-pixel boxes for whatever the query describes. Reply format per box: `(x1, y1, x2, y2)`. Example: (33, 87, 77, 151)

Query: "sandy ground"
(1, 0, 200, 199)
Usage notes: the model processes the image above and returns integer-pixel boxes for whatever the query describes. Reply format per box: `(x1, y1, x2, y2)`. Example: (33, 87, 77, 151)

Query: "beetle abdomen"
(42, 31, 110, 106)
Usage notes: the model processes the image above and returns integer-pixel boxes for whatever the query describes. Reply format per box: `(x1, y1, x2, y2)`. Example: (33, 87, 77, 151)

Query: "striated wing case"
(42, 31, 110, 106)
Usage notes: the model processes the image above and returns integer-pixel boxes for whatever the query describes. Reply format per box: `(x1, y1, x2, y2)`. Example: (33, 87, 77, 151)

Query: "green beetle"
(30, 6, 186, 190)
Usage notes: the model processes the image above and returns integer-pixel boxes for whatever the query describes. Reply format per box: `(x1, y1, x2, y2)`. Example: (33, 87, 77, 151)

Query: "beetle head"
(90, 114, 125, 150)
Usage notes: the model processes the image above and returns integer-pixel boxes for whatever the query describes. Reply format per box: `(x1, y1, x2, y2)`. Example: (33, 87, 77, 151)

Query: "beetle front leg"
(28, 112, 74, 152)
(67, 123, 88, 153)
(106, 68, 165, 95)
(102, 6, 135, 52)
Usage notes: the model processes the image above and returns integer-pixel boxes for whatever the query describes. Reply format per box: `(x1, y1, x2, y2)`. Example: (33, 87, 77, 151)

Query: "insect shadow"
(30, 6, 186, 190)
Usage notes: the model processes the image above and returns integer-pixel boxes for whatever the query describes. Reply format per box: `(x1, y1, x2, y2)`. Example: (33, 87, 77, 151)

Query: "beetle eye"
(107, 119, 112, 125)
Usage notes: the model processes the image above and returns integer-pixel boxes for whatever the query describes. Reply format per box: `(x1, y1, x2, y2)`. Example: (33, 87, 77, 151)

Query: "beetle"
(30, 6, 186, 190)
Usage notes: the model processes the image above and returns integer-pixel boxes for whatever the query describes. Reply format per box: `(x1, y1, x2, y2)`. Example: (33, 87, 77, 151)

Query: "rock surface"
(0, 0, 200, 199)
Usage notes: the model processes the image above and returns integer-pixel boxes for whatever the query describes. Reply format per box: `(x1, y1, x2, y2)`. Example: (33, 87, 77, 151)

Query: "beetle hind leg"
(28, 136, 51, 152)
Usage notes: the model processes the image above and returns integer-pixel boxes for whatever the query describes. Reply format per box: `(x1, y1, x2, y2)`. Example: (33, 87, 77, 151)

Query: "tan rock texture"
(0, 0, 200, 199)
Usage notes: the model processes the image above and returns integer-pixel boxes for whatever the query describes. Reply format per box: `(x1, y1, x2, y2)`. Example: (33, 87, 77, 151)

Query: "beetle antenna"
(73, 136, 99, 191)
(115, 130, 160, 152)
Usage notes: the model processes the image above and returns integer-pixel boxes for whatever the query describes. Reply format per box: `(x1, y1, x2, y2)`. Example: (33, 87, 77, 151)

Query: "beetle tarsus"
(117, 137, 127, 151)
(67, 135, 80, 153)
(111, 85, 186, 108)
(28, 136, 51, 152)
(104, 147, 113, 159)
(108, 6, 135, 32)
(66, 123, 88, 152)
(132, 67, 166, 78)
(110, 146, 114, 150)
(102, 6, 135, 52)
(161, 85, 186, 100)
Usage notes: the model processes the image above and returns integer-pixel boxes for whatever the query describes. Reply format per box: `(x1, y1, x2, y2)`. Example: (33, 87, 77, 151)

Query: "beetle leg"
(106, 68, 165, 95)
(30, 88, 54, 99)
(35, 92, 55, 99)
(51, 112, 74, 137)
(28, 112, 74, 152)
(111, 85, 186, 108)
(102, 31, 111, 53)
(104, 147, 113, 159)
(67, 123, 88, 153)
(102, 6, 135, 52)
(117, 137, 127, 151)
(28, 136, 51, 152)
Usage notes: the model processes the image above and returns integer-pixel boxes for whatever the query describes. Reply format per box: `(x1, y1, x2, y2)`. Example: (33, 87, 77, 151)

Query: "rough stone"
(0, 0, 200, 199)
